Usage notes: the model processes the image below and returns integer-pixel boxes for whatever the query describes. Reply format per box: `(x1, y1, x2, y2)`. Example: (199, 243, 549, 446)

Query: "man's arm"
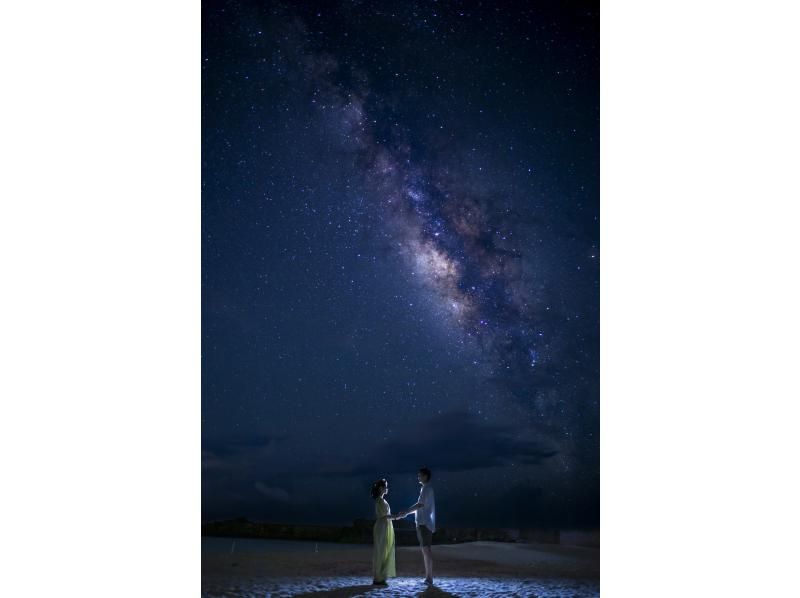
(399, 486, 432, 517)
(396, 501, 424, 518)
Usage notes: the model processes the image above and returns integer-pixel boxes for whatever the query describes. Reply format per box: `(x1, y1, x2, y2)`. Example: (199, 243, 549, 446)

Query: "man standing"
(397, 467, 436, 584)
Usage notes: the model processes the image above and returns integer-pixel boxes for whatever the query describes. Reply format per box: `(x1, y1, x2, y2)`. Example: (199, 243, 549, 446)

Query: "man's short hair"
(419, 467, 432, 481)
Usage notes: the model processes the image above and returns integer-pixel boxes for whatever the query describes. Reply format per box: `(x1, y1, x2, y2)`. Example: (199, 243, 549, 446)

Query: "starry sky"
(202, 0, 598, 529)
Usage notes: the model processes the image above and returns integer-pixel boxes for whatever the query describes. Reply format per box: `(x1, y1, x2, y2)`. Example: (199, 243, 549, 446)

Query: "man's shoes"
(424, 578, 433, 585)
(373, 580, 387, 586)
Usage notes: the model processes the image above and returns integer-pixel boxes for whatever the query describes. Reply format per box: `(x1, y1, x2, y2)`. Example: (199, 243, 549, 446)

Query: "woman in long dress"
(371, 478, 396, 585)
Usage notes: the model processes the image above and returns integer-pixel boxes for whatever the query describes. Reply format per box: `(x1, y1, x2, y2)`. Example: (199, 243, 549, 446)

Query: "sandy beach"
(202, 540, 599, 597)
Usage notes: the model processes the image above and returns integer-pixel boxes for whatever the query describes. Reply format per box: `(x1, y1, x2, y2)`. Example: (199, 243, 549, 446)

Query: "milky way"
(293, 30, 588, 435)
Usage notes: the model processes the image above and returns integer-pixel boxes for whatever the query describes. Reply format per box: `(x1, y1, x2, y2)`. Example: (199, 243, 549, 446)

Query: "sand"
(202, 541, 599, 597)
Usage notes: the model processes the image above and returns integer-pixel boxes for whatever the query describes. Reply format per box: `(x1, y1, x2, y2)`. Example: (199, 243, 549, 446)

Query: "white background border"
(602, 1, 800, 595)
(1, 1, 199, 596)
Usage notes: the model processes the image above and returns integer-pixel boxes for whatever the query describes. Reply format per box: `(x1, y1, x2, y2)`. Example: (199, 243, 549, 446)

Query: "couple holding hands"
(371, 467, 436, 586)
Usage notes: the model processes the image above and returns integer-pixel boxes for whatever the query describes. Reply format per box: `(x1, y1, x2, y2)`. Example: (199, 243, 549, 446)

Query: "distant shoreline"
(202, 518, 598, 548)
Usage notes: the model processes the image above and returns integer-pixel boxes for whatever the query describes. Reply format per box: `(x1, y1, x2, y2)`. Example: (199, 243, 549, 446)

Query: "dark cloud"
(254, 482, 291, 502)
(201, 434, 281, 482)
(327, 411, 557, 477)
(203, 434, 277, 458)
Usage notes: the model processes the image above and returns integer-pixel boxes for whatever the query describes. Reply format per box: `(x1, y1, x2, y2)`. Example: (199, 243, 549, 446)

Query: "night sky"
(202, 0, 599, 529)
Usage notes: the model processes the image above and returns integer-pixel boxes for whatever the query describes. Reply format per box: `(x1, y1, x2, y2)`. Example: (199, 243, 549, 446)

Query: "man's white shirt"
(415, 484, 436, 532)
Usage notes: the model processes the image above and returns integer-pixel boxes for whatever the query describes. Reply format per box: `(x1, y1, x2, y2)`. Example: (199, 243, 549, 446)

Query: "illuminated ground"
(202, 575, 600, 597)
(202, 541, 599, 596)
